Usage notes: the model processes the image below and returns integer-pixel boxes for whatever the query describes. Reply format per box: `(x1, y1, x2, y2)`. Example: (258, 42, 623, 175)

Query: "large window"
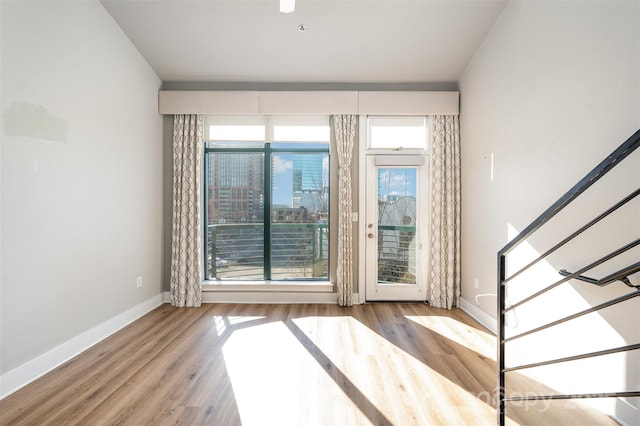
(204, 116, 330, 281)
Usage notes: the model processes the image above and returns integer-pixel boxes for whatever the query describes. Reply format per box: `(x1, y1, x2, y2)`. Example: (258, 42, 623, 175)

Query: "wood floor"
(0, 303, 617, 426)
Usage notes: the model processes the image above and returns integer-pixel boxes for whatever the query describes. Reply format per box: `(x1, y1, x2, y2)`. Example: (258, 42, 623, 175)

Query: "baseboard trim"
(458, 297, 497, 335)
(611, 396, 637, 426)
(0, 294, 164, 400)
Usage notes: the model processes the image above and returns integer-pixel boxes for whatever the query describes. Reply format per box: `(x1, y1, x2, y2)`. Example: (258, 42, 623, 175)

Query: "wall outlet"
(473, 277, 479, 289)
(136, 276, 143, 288)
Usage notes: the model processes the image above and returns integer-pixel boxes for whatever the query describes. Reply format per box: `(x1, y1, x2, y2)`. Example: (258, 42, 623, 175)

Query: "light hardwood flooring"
(0, 303, 618, 425)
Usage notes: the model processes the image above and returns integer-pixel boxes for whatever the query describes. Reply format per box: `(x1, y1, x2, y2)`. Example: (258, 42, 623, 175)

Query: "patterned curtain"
(429, 115, 461, 309)
(333, 115, 357, 307)
(170, 114, 203, 307)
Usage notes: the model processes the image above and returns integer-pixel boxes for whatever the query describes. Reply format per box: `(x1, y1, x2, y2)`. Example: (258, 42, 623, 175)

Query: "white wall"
(1, 0, 162, 390)
(459, 1, 639, 424)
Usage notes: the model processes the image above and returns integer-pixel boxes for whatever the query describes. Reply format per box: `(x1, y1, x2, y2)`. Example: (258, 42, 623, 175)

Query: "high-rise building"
(291, 154, 327, 215)
(206, 152, 264, 223)
(292, 154, 323, 193)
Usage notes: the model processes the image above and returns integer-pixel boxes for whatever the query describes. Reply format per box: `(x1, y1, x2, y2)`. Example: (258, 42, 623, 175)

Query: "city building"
(206, 152, 264, 223)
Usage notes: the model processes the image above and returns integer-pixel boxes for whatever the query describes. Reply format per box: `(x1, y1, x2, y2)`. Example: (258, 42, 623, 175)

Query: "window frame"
(203, 141, 330, 283)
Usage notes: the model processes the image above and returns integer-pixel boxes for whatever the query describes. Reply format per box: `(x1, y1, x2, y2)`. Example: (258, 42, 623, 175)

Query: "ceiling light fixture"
(280, 0, 295, 13)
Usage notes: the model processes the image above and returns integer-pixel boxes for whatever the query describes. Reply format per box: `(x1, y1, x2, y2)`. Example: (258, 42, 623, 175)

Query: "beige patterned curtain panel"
(333, 115, 357, 307)
(170, 114, 203, 307)
(429, 115, 461, 309)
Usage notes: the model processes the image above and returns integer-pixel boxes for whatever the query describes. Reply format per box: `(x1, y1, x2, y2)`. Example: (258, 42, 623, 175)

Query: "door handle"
(367, 233, 376, 239)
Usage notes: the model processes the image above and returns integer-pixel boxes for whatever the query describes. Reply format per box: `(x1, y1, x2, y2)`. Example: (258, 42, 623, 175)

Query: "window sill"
(202, 281, 334, 293)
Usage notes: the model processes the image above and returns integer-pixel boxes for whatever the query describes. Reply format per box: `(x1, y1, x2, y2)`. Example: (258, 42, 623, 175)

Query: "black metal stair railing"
(497, 129, 640, 425)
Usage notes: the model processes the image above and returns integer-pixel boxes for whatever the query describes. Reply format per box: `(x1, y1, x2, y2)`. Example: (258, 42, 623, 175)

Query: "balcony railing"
(377, 225, 417, 285)
(206, 223, 328, 280)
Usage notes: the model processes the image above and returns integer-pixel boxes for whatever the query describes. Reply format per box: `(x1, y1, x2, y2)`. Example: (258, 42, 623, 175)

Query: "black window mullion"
(203, 150, 210, 279)
(264, 143, 272, 280)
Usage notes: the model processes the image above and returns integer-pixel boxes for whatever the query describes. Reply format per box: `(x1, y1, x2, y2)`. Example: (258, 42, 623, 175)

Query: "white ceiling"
(100, 0, 507, 84)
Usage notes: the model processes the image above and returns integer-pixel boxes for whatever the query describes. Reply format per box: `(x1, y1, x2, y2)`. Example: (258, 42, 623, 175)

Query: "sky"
(272, 154, 294, 206)
(272, 153, 329, 207)
(378, 168, 417, 199)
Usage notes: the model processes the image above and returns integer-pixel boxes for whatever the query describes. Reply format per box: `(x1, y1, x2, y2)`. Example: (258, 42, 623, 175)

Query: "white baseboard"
(0, 294, 164, 400)
(458, 297, 497, 335)
(611, 396, 637, 426)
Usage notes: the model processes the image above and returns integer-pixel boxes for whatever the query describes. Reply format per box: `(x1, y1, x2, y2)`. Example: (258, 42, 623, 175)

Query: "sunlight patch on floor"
(291, 314, 498, 425)
(221, 320, 363, 426)
(404, 314, 496, 361)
